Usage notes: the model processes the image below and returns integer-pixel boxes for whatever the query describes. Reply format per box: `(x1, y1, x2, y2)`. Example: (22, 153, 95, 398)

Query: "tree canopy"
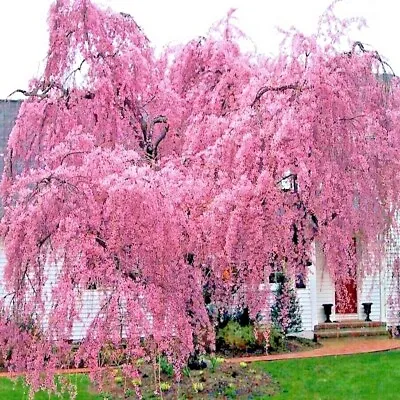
(1, 0, 400, 392)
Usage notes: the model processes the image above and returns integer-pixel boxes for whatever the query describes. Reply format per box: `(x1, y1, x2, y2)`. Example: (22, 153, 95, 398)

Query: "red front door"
(335, 278, 357, 314)
(336, 237, 358, 314)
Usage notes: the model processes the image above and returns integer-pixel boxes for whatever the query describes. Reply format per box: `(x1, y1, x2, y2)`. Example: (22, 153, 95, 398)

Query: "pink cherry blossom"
(1, 0, 400, 395)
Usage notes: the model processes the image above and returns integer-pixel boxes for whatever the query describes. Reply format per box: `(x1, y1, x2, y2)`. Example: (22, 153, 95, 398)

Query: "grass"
(1, 351, 399, 399)
(0, 374, 104, 400)
(257, 350, 400, 400)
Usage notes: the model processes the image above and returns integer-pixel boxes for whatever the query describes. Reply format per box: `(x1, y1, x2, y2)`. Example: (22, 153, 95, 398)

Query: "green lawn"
(258, 350, 400, 400)
(0, 374, 103, 400)
(1, 351, 399, 399)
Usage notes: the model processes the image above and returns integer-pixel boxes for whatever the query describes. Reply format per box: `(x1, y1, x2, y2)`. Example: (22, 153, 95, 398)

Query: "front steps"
(314, 320, 388, 341)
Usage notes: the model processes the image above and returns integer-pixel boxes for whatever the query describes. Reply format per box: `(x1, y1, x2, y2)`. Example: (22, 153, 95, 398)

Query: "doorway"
(335, 278, 357, 314)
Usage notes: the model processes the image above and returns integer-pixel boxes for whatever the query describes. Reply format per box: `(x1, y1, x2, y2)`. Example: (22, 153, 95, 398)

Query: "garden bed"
(89, 359, 279, 399)
(217, 336, 321, 358)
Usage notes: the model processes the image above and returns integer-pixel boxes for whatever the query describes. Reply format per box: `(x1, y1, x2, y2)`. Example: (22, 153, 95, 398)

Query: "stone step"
(315, 321, 386, 331)
(314, 327, 389, 340)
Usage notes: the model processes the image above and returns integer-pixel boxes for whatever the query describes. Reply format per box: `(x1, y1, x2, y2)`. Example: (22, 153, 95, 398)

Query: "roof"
(0, 100, 22, 216)
(0, 100, 22, 174)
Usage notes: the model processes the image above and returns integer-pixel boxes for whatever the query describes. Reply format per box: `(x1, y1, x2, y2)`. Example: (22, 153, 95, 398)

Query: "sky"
(0, 0, 399, 98)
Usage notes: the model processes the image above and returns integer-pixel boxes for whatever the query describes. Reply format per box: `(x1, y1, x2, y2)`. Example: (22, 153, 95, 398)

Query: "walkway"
(226, 337, 400, 363)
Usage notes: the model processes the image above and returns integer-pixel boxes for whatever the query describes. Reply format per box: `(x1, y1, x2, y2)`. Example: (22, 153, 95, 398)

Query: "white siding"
(296, 285, 312, 331)
(0, 243, 7, 300)
(0, 238, 389, 338)
(385, 261, 400, 326)
(41, 261, 104, 341)
(384, 220, 400, 327)
(359, 271, 382, 321)
(298, 245, 318, 332)
(0, 242, 315, 338)
(315, 242, 335, 323)
(71, 290, 103, 341)
(314, 241, 386, 325)
(386, 272, 400, 326)
(0, 247, 103, 341)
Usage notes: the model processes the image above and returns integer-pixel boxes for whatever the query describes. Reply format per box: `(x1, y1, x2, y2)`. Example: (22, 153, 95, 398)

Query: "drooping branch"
(251, 83, 308, 107)
(25, 174, 79, 204)
(8, 87, 50, 100)
(350, 41, 396, 76)
(37, 232, 53, 249)
(60, 151, 88, 165)
(338, 114, 367, 123)
(8, 81, 68, 100)
(9, 50, 119, 101)
(63, 59, 87, 85)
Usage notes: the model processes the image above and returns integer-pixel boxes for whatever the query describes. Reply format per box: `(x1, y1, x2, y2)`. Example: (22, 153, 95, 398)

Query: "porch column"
(310, 242, 318, 329)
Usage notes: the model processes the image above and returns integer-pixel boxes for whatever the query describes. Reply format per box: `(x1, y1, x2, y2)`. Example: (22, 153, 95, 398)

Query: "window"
(269, 271, 285, 284)
(295, 273, 306, 289)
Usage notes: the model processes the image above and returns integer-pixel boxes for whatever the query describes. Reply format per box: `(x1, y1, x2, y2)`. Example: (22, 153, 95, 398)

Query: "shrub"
(271, 275, 302, 335)
(216, 320, 256, 350)
(267, 326, 286, 353)
(159, 356, 174, 377)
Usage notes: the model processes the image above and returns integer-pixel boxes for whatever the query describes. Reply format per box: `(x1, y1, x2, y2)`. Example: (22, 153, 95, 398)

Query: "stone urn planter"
(362, 302, 373, 322)
(322, 303, 333, 323)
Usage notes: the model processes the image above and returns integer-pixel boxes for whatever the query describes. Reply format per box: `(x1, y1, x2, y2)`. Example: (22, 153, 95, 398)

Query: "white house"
(0, 99, 399, 341)
(291, 238, 400, 339)
(0, 239, 397, 341)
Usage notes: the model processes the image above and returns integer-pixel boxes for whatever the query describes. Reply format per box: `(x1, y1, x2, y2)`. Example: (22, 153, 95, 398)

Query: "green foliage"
(130, 378, 142, 387)
(267, 326, 286, 353)
(100, 394, 114, 400)
(208, 356, 224, 373)
(159, 382, 171, 392)
(124, 388, 135, 397)
(182, 366, 191, 378)
(210, 356, 219, 373)
(192, 382, 204, 393)
(216, 320, 256, 350)
(271, 275, 302, 335)
(136, 358, 144, 366)
(98, 343, 125, 367)
(159, 356, 174, 377)
(224, 383, 237, 399)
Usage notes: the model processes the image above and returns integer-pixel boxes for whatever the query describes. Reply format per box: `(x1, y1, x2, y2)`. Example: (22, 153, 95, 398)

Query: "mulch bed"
(89, 362, 279, 399)
(0, 337, 319, 398)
